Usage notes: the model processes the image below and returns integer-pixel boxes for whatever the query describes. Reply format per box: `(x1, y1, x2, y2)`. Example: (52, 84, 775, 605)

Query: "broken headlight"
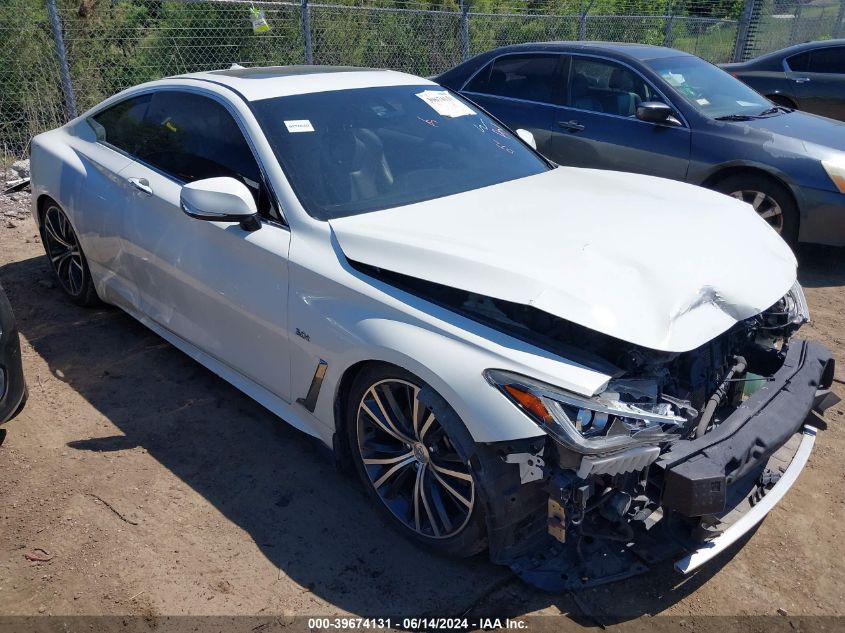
(784, 280, 810, 326)
(485, 369, 686, 454)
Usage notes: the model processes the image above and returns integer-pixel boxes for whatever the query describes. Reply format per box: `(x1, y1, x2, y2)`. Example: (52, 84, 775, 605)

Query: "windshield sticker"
(696, 98, 710, 106)
(284, 119, 315, 133)
(416, 90, 476, 118)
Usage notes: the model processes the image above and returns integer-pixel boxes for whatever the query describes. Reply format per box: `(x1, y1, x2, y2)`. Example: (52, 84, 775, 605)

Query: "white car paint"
(330, 166, 797, 353)
(28, 67, 797, 452)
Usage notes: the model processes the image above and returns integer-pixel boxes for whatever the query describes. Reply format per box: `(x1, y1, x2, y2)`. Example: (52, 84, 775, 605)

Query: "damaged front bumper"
(479, 339, 836, 590)
(673, 424, 816, 573)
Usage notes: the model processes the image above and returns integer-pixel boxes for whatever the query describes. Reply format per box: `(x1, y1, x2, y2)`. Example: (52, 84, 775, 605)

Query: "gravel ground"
(1, 189, 844, 628)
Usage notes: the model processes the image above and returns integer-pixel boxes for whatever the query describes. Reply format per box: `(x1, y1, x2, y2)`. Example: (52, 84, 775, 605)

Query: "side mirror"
(180, 177, 260, 231)
(515, 128, 537, 150)
(636, 101, 675, 124)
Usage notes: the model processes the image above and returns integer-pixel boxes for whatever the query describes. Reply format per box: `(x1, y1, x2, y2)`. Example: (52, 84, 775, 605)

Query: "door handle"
(558, 120, 585, 132)
(793, 77, 811, 83)
(127, 177, 153, 195)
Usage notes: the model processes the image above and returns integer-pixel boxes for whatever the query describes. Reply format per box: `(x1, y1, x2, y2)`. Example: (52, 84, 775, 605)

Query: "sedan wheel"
(356, 378, 475, 539)
(729, 189, 784, 233)
(40, 201, 98, 306)
(347, 365, 486, 556)
(713, 174, 799, 245)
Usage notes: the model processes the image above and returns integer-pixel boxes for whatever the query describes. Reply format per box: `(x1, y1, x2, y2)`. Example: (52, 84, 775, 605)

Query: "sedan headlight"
(821, 158, 845, 194)
(784, 280, 810, 325)
(485, 369, 686, 454)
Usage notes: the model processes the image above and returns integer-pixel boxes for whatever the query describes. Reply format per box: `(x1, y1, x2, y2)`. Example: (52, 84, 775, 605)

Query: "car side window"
(465, 54, 563, 104)
(90, 94, 152, 155)
(807, 47, 845, 74)
(569, 57, 654, 118)
(135, 91, 276, 219)
(786, 51, 811, 72)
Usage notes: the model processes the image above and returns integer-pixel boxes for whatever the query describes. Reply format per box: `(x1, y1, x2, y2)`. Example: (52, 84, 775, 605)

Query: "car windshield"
(646, 55, 772, 119)
(251, 85, 549, 219)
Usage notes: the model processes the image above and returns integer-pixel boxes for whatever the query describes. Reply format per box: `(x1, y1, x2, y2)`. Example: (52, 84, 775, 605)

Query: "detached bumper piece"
(505, 339, 835, 591)
(674, 425, 816, 573)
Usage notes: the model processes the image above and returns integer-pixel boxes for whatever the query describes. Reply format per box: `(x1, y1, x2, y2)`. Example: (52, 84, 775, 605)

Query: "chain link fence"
(738, 0, 845, 60)
(1, 0, 842, 182)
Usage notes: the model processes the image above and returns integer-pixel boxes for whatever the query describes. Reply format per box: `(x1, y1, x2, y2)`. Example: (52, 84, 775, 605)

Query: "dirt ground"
(1, 188, 844, 628)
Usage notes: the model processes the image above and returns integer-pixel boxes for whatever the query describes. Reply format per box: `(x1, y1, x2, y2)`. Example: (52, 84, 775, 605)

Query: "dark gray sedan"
(435, 42, 845, 245)
(0, 283, 26, 433)
(722, 40, 845, 121)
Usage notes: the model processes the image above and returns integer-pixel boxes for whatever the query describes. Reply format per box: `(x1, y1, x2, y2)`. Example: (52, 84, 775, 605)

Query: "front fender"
(310, 315, 549, 445)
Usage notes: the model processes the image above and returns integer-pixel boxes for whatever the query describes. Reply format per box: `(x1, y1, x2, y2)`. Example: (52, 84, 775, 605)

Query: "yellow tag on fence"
(250, 7, 270, 34)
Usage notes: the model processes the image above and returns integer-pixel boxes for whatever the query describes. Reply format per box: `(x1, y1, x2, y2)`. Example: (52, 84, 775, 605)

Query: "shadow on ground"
(0, 251, 781, 623)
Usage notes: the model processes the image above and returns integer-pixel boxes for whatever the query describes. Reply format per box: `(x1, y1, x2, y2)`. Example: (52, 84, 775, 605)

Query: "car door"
(787, 47, 845, 120)
(116, 89, 293, 401)
(70, 94, 152, 304)
(460, 53, 566, 158)
(551, 55, 691, 180)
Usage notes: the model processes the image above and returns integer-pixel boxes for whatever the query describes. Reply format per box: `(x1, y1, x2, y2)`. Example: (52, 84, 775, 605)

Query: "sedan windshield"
(646, 55, 773, 120)
(251, 85, 548, 219)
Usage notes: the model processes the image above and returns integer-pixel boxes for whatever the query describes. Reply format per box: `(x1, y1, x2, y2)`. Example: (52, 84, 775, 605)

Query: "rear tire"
(712, 173, 799, 246)
(346, 363, 486, 557)
(40, 200, 99, 306)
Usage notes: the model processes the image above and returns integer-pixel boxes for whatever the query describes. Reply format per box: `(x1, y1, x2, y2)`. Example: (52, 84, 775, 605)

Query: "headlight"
(821, 158, 845, 194)
(485, 369, 686, 454)
(784, 280, 810, 325)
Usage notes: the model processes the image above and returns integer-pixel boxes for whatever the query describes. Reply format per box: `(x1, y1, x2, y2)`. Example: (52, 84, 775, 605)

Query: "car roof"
(175, 65, 436, 101)
(433, 41, 692, 87)
(744, 38, 845, 63)
(479, 41, 693, 61)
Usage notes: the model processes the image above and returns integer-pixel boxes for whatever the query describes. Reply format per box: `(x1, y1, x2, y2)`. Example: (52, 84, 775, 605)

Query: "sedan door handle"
(127, 177, 153, 195)
(792, 76, 811, 83)
(558, 120, 585, 132)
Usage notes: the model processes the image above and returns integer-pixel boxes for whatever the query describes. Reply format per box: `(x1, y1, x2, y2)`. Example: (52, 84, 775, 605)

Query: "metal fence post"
(46, 0, 77, 120)
(301, 0, 313, 65)
(578, 0, 587, 40)
(835, 0, 845, 38)
(789, 0, 803, 45)
(663, 0, 674, 47)
(732, 0, 757, 62)
(578, 0, 595, 40)
(459, 0, 470, 61)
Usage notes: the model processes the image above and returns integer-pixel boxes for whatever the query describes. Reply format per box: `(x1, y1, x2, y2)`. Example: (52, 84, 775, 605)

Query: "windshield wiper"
(758, 105, 792, 116)
(714, 113, 757, 121)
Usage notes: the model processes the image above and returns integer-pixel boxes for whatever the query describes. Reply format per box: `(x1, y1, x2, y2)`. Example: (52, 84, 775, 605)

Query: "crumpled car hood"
(329, 168, 797, 353)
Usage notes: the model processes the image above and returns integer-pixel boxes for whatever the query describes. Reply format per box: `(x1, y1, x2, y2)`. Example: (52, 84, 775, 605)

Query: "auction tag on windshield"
(416, 90, 476, 118)
(284, 119, 315, 133)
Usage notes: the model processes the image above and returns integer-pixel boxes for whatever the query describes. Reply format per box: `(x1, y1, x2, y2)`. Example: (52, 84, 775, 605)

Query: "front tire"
(346, 363, 486, 557)
(40, 200, 99, 306)
(713, 173, 799, 246)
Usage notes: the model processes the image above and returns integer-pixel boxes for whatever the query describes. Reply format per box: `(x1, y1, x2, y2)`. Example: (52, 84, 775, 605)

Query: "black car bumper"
(796, 184, 845, 246)
(654, 338, 834, 517)
(496, 339, 835, 590)
(0, 287, 27, 425)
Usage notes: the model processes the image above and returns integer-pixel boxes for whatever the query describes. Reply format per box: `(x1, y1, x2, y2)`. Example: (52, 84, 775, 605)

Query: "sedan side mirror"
(636, 101, 675, 124)
(515, 128, 537, 150)
(180, 177, 261, 232)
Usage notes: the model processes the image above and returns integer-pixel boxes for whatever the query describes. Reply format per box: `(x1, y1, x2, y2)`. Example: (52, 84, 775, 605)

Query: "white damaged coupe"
(30, 66, 837, 588)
